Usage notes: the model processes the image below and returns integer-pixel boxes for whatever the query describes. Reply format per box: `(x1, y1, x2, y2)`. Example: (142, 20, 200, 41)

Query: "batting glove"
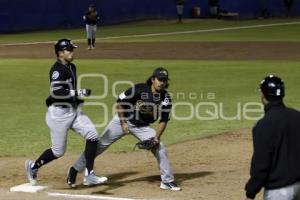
(77, 89, 92, 97)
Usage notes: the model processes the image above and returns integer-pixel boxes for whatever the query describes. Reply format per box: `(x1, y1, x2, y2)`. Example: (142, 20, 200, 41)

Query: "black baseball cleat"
(67, 167, 78, 188)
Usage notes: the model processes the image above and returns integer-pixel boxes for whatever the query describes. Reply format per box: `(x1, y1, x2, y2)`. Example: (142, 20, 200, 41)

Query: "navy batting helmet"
(260, 75, 285, 100)
(54, 39, 77, 56)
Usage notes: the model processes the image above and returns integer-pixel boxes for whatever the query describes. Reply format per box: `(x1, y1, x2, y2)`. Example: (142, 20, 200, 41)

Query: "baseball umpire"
(66, 67, 181, 191)
(83, 4, 99, 50)
(245, 75, 300, 200)
(25, 38, 107, 187)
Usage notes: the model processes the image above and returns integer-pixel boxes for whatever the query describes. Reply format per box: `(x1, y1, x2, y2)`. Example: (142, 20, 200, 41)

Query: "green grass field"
(1, 19, 300, 157)
(1, 18, 300, 43)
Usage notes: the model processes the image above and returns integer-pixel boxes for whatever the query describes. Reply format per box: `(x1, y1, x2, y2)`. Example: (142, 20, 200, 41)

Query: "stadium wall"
(0, 0, 299, 33)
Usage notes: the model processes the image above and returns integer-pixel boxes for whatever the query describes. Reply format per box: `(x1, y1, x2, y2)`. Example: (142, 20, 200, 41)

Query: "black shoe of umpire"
(67, 167, 78, 188)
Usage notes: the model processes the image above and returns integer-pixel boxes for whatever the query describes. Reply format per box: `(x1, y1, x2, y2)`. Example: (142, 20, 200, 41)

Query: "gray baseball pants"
(46, 105, 98, 157)
(264, 182, 300, 200)
(176, 5, 184, 15)
(86, 24, 97, 39)
(73, 114, 175, 183)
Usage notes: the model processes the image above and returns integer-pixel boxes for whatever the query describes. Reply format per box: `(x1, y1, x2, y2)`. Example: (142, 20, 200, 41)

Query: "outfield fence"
(0, 0, 299, 33)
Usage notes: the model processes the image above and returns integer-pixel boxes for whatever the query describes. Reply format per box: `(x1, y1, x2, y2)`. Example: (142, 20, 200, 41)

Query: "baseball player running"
(245, 75, 300, 200)
(25, 38, 107, 187)
(67, 67, 181, 191)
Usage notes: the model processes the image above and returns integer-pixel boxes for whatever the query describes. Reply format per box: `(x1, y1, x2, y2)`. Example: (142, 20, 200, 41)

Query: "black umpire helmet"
(54, 38, 77, 56)
(260, 75, 285, 101)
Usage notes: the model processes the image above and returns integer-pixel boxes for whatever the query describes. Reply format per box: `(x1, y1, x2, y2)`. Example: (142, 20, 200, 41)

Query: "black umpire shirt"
(245, 100, 300, 199)
(117, 83, 172, 127)
(45, 60, 83, 107)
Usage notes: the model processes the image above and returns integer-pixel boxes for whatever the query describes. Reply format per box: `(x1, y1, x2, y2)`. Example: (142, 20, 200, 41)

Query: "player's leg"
(91, 25, 97, 49)
(70, 113, 124, 186)
(132, 126, 181, 191)
(72, 114, 124, 172)
(71, 110, 98, 174)
(86, 25, 92, 49)
(25, 105, 74, 185)
(264, 182, 299, 200)
(131, 126, 174, 182)
(176, 5, 183, 23)
(295, 181, 300, 200)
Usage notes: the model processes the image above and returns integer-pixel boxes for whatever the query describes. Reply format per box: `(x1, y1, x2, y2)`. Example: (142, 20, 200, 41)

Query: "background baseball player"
(245, 75, 300, 200)
(67, 67, 181, 191)
(83, 4, 99, 50)
(25, 38, 107, 187)
(176, 0, 185, 23)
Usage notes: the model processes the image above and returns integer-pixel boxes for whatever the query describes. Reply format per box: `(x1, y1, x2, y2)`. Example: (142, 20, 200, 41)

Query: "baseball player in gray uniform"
(25, 39, 107, 187)
(176, 0, 185, 23)
(67, 67, 181, 191)
(83, 4, 99, 50)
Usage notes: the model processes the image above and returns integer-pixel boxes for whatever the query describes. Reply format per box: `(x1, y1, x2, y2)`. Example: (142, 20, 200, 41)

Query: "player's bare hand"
(153, 136, 160, 145)
(121, 123, 129, 134)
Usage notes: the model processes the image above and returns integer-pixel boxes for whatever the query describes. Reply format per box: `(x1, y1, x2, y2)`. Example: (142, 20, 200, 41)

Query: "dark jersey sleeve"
(160, 93, 172, 123)
(245, 119, 274, 199)
(117, 84, 142, 104)
(49, 66, 73, 98)
(95, 12, 100, 20)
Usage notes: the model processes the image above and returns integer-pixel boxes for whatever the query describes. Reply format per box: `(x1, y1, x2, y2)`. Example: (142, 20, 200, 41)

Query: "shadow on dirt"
(86, 171, 213, 194)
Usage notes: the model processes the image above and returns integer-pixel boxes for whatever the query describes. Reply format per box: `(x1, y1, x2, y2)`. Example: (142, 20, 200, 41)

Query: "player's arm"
(116, 85, 139, 134)
(96, 12, 100, 21)
(116, 103, 129, 134)
(50, 67, 74, 98)
(155, 122, 167, 141)
(155, 94, 172, 142)
(83, 12, 88, 21)
(245, 120, 273, 199)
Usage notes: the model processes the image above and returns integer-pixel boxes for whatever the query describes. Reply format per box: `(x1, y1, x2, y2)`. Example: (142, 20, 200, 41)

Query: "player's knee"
(86, 131, 99, 142)
(54, 151, 65, 158)
(51, 148, 65, 158)
(96, 141, 110, 153)
(151, 142, 166, 153)
(158, 142, 164, 148)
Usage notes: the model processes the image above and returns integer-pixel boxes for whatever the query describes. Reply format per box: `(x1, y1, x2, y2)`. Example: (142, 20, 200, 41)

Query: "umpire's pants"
(264, 182, 300, 200)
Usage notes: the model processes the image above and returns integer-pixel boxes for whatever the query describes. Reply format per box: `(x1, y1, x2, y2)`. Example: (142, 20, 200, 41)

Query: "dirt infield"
(1, 129, 263, 200)
(1, 42, 300, 60)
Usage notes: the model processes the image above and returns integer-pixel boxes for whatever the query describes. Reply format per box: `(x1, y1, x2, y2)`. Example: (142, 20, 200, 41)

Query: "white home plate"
(10, 183, 47, 193)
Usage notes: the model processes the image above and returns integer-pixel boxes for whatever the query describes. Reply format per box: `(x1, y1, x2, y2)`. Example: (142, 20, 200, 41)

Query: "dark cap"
(54, 38, 77, 55)
(260, 75, 285, 100)
(153, 67, 169, 80)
